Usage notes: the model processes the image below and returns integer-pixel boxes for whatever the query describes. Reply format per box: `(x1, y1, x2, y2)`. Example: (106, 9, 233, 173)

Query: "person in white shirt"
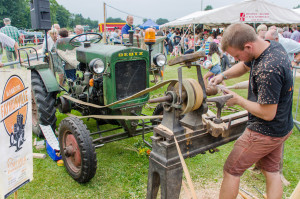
(265, 29, 300, 65)
(74, 25, 86, 42)
(0, 32, 21, 67)
(42, 28, 58, 53)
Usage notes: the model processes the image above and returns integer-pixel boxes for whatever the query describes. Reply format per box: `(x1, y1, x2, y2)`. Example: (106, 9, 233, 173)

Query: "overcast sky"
(56, 0, 299, 25)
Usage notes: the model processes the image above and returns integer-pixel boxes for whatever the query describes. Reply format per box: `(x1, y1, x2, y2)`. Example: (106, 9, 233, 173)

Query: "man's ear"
(244, 43, 252, 51)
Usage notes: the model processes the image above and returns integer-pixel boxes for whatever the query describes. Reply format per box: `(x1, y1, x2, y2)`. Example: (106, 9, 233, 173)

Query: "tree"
(56, 5, 71, 28)
(204, 5, 213, 10)
(0, 0, 31, 29)
(156, 18, 169, 25)
(50, 0, 59, 24)
(106, 17, 125, 23)
(143, 18, 147, 23)
(294, 4, 300, 9)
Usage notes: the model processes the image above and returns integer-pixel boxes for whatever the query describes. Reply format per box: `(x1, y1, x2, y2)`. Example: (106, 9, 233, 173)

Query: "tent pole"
(193, 24, 196, 52)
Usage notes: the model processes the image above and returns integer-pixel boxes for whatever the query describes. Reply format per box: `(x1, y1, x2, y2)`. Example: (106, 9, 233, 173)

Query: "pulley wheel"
(187, 79, 203, 111)
(169, 79, 195, 115)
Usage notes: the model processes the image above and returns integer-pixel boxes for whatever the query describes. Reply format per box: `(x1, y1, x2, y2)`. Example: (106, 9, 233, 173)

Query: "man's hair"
(266, 29, 278, 40)
(256, 24, 267, 33)
(75, 25, 84, 31)
(49, 28, 58, 36)
(3, 18, 11, 24)
(53, 24, 60, 30)
(59, 28, 68, 38)
(221, 23, 257, 52)
(126, 15, 133, 20)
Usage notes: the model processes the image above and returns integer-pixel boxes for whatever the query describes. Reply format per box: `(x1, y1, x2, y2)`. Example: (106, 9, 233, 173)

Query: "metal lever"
(206, 94, 233, 123)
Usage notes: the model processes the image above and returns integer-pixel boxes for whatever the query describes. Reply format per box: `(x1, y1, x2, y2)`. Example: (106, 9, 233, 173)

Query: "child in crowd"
(171, 31, 182, 57)
(203, 42, 224, 88)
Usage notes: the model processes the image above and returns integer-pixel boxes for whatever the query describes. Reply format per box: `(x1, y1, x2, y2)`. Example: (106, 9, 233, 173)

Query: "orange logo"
(0, 75, 28, 137)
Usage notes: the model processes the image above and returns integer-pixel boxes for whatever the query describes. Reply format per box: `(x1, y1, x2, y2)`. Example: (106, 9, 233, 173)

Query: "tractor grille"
(115, 60, 147, 100)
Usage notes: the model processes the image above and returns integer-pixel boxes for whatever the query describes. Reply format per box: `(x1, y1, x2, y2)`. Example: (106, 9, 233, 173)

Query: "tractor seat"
(56, 49, 79, 69)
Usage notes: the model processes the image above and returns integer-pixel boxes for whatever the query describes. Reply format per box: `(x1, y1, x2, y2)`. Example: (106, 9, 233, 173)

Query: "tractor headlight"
(89, 58, 105, 74)
(153, 53, 167, 67)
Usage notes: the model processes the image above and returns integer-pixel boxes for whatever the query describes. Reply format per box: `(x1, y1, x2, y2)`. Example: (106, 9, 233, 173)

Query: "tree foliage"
(106, 17, 125, 23)
(156, 18, 169, 25)
(204, 5, 213, 10)
(0, 0, 99, 30)
(294, 4, 300, 9)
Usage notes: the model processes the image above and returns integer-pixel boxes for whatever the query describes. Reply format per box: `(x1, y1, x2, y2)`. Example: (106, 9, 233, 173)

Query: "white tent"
(294, 8, 300, 15)
(162, 0, 300, 27)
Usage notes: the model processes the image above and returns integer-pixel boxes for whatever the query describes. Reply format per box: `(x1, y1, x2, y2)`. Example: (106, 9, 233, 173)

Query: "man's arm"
(14, 42, 21, 61)
(225, 89, 277, 121)
(210, 61, 250, 85)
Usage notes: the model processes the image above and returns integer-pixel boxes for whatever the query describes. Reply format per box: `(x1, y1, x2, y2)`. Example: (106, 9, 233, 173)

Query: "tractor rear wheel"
(31, 70, 57, 137)
(59, 117, 97, 183)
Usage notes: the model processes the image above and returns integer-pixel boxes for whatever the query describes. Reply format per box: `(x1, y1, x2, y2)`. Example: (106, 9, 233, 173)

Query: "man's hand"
(210, 74, 224, 86)
(0, 62, 4, 68)
(223, 89, 242, 107)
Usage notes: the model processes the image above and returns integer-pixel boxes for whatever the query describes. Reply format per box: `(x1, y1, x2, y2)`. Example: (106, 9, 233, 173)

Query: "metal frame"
(293, 66, 300, 131)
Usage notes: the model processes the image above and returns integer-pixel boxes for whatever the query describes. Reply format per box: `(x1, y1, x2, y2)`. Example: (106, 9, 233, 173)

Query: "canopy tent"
(294, 8, 300, 15)
(139, 19, 159, 30)
(162, 0, 300, 27)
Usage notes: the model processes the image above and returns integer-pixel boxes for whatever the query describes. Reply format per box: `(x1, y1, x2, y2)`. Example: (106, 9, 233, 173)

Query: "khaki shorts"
(224, 128, 292, 176)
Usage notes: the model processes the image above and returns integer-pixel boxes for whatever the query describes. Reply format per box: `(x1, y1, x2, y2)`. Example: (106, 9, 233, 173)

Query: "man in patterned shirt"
(210, 23, 293, 199)
(0, 18, 21, 67)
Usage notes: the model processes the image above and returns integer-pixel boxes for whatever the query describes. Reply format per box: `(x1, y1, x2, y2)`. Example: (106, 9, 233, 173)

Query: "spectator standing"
(265, 29, 300, 65)
(164, 31, 170, 55)
(217, 35, 232, 72)
(171, 31, 182, 57)
(121, 15, 134, 38)
(112, 27, 121, 45)
(0, 18, 21, 67)
(156, 28, 164, 36)
(0, 32, 22, 68)
(282, 27, 292, 39)
(256, 24, 267, 39)
(42, 28, 58, 53)
(291, 25, 300, 42)
(57, 28, 76, 83)
(74, 25, 86, 41)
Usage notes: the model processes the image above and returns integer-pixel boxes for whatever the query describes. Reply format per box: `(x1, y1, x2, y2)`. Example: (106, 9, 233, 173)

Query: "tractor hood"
(76, 44, 148, 65)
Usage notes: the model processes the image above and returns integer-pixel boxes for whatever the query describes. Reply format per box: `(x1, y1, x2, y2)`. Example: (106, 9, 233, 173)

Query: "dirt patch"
(180, 179, 253, 199)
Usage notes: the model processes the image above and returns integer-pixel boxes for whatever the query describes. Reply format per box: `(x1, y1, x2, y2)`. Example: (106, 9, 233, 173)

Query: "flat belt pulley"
(167, 79, 203, 115)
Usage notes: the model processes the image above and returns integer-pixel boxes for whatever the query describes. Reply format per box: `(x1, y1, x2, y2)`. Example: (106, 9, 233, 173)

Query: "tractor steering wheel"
(69, 33, 102, 47)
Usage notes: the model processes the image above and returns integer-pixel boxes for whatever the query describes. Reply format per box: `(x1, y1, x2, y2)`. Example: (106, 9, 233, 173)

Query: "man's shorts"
(224, 128, 292, 176)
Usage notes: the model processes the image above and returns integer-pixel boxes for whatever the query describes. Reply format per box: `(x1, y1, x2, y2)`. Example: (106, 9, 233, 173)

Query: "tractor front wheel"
(59, 117, 97, 183)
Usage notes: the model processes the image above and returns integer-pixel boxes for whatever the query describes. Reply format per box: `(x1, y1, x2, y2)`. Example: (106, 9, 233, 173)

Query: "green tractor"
(24, 32, 167, 183)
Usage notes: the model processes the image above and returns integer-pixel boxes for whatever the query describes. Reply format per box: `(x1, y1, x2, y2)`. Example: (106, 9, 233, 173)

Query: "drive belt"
(62, 79, 178, 109)
(66, 113, 163, 120)
(62, 79, 178, 120)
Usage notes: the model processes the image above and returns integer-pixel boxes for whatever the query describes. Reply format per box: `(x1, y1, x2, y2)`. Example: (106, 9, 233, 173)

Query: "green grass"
(6, 53, 300, 198)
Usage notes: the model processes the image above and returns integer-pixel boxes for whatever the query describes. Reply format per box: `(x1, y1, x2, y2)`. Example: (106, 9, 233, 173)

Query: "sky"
(56, 0, 299, 25)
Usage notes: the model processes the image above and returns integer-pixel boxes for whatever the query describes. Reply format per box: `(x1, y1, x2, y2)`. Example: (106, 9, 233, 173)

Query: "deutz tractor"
(23, 30, 167, 183)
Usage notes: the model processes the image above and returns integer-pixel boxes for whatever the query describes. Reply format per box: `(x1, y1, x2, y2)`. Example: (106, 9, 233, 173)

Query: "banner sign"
(0, 69, 33, 198)
(240, 12, 270, 22)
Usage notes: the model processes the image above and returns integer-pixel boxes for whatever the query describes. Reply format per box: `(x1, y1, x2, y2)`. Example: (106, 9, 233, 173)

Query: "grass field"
(3, 51, 300, 198)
